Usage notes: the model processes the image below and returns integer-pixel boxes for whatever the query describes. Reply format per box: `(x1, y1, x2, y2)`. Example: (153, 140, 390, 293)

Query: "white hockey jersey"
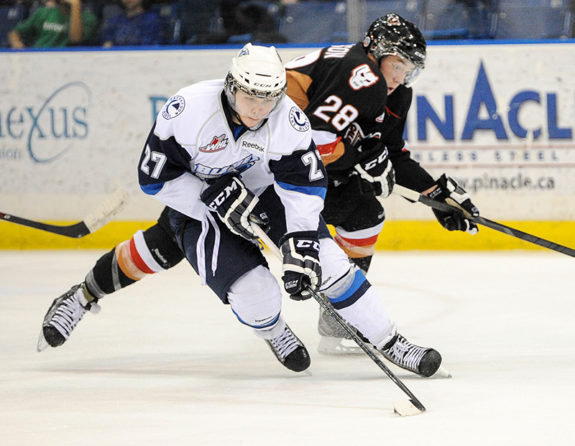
(138, 79, 327, 235)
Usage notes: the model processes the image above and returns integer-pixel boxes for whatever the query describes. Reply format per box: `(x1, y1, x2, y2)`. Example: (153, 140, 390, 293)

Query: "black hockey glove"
(280, 231, 322, 301)
(429, 174, 479, 234)
(200, 173, 269, 240)
(354, 147, 395, 198)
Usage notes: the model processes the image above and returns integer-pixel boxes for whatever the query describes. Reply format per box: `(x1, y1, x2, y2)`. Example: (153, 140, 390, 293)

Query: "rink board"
(1, 42, 575, 249)
(3, 219, 575, 252)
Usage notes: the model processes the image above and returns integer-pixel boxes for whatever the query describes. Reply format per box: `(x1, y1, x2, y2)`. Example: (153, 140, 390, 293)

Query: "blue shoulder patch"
(140, 182, 164, 196)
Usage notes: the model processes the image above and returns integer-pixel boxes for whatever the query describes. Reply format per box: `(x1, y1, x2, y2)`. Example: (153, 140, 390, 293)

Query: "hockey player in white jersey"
(139, 43, 442, 376)
(40, 44, 442, 377)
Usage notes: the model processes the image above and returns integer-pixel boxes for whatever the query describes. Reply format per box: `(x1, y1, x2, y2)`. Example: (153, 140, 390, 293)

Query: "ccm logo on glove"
(296, 239, 320, 251)
(206, 181, 239, 211)
(200, 173, 269, 240)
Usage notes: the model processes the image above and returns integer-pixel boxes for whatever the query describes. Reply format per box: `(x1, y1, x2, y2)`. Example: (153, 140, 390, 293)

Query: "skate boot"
(265, 324, 310, 372)
(317, 307, 362, 355)
(380, 333, 442, 377)
(37, 284, 100, 351)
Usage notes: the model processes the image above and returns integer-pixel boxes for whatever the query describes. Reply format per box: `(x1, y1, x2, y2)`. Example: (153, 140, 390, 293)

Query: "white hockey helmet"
(224, 43, 287, 109)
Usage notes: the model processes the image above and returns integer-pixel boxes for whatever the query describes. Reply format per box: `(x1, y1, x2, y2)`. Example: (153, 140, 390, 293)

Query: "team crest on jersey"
(162, 95, 185, 120)
(200, 134, 229, 153)
(192, 154, 259, 179)
(343, 123, 382, 148)
(349, 64, 379, 90)
(289, 107, 310, 132)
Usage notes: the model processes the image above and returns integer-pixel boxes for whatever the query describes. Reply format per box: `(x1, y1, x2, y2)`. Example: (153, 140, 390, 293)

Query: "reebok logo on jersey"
(162, 95, 185, 120)
(241, 140, 265, 153)
(200, 134, 229, 153)
(289, 107, 310, 132)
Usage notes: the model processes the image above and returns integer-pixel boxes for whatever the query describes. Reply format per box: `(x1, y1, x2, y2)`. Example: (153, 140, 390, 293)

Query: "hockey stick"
(0, 189, 130, 238)
(253, 225, 426, 416)
(393, 184, 575, 258)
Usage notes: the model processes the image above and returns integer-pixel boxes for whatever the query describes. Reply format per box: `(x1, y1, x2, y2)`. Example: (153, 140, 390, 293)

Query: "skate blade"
(317, 336, 363, 355)
(431, 365, 452, 379)
(36, 331, 49, 352)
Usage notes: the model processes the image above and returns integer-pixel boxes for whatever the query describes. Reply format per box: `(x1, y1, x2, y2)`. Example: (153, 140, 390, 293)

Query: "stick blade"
(394, 399, 426, 417)
(83, 189, 130, 232)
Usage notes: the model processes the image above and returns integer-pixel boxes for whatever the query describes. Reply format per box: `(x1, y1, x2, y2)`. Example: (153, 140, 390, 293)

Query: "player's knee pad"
(227, 265, 283, 335)
(320, 238, 369, 308)
(85, 226, 182, 298)
(116, 228, 183, 281)
(319, 237, 373, 310)
(144, 215, 185, 268)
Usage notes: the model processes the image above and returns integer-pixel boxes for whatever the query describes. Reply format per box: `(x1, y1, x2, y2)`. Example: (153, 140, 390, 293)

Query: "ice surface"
(1, 250, 574, 445)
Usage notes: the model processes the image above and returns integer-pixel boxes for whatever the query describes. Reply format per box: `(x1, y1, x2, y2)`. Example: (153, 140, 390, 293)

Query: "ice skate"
(265, 324, 310, 372)
(379, 333, 442, 377)
(317, 307, 362, 355)
(37, 284, 100, 351)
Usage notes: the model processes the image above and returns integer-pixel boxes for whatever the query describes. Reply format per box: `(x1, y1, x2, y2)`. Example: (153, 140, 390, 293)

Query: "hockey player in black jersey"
(286, 13, 478, 274)
(284, 14, 480, 353)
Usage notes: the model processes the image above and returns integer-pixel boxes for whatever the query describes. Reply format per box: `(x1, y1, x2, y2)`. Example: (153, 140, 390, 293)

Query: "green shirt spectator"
(8, 0, 97, 48)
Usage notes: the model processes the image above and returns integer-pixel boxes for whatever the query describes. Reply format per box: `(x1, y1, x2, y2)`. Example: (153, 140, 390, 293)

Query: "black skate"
(380, 333, 442, 377)
(265, 324, 310, 372)
(37, 284, 100, 351)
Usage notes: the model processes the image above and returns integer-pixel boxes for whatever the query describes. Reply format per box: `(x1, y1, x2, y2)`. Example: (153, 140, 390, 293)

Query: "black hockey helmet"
(363, 13, 426, 86)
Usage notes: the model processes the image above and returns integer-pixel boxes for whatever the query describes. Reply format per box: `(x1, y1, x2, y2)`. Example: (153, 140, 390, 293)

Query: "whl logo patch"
(200, 134, 229, 153)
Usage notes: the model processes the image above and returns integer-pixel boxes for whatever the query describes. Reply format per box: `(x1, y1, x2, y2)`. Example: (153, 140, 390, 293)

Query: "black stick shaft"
(393, 185, 575, 258)
(254, 226, 426, 412)
(310, 287, 426, 411)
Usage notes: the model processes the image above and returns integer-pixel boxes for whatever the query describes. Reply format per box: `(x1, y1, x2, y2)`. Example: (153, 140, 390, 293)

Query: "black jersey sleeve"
(391, 150, 435, 193)
(381, 86, 436, 193)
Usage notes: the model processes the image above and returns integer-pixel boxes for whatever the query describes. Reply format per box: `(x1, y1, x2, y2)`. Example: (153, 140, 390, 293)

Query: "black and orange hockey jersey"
(286, 42, 435, 192)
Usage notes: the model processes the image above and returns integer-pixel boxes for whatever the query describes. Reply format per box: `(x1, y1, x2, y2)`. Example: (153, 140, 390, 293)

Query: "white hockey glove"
(429, 174, 479, 234)
(280, 232, 322, 301)
(200, 173, 269, 240)
(354, 148, 395, 198)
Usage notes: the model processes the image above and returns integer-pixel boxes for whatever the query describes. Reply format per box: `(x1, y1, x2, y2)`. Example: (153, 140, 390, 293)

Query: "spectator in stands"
(180, 0, 286, 45)
(178, 0, 218, 44)
(219, 0, 287, 43)
(102, 0, 163, 48)
(8, 0, 97, 48)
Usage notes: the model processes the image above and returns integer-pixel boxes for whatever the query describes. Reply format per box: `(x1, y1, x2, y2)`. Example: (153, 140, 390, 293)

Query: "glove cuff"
(279, 231, 319, 247)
